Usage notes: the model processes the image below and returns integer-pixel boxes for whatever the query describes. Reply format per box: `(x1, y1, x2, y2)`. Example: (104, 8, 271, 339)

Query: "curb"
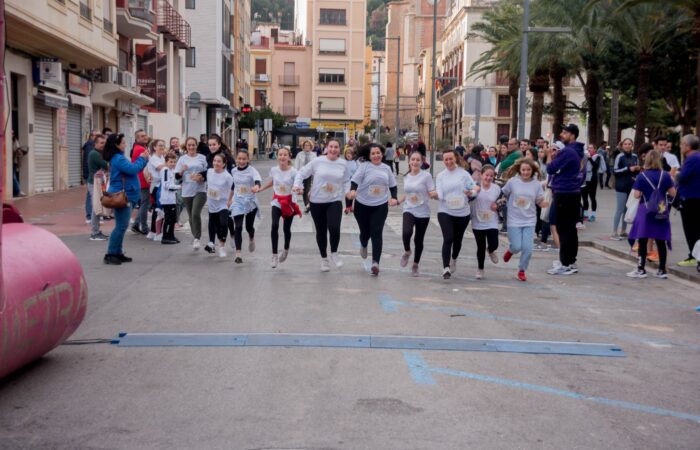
(580, 240, 700, 284)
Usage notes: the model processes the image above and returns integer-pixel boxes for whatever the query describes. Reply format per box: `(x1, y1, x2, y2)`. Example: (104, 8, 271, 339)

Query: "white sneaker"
(400, 251, 411, 267)
(154, 234, 163, 242)
(330, 252, 343, 268)
(218, 246, 227, 258)
(548, 265, 576, 275)
(442, 267, 451, 279)
(360, 246, 368, 259)
(450, 258, 457, 273)
(85, 219, 91, 224)
(576, 222, 586, 230)
(489, 252, 499, 264)
(321, 258, 331, 272)
(626, 269, 647, 279)
(476, 269, 483, 280)
(193, 238, 200, 251)
(271, 255, 278, 268)
(146, 232, 156, 240)
(279, 249, 289, 263)
(569, 263, 579, 273)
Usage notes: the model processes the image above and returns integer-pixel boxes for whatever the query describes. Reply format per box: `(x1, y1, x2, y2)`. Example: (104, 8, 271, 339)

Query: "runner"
(294, 140, 317, 213)
(146, 139, 167, 241)
(347, 143, 398, 275)
(159, 152, 181, 245)
(293, 138, 352, 272)
(502, 159, 548, 282)
(470, 165, 501, 280)
(227, 149, 262, 264)
(436, 149, 479, 279)
(259, 147, 301, 268)
(398, 150, 437, 277)
(176, 137, 208, 250)
(203, 154, 234, 257)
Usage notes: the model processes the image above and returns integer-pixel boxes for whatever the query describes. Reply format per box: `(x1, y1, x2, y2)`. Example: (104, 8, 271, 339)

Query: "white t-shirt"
(663, 152, 680, 169)
(471, 183, 501, 230)
(502, 176, 544, 227)
(269, 165, 297, 208)
(294, 156, 351, 204)
(402, 170, 434, 219)
(175, 153, 208, 197)
(351, 161, 397, 207)
(147, 154, 165, 192)
(231, 165, 262, 199)
(436, 167, 476, 217)
(159, 167, 181, 205)
(294, 150, 316, 170)
(206, 169, 234, 213)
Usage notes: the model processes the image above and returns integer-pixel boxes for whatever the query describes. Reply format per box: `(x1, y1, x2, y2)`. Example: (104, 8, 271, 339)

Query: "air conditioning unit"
(305, 40, 312, 46)
(37, 60, 64, 91)
(118, 71, 136, 89)
(102, 66, 119, 84)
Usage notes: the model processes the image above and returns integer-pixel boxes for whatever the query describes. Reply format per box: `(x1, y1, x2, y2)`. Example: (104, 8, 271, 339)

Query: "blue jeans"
(85, 184, 93, 220)
(507, 225, 535, 271)
(613, 191, 629, 234)
(108, 204, 132, 256)
(13, 171, 21, 196)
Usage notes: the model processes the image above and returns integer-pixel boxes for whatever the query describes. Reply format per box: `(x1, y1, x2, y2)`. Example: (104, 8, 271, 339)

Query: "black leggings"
(353, 201, 389, 263)
(208, 210, 229, 243)
(437, 212, 470, 268)
(231, 209, 257, 251)
(162, 204, 177, 240)
(402, 212, 430, 264)
(582, 180, 598, 212)
(310, 201, 343, 258)
(637, 238, 667, 272)
(271, 206, 293, 254)
(473, 228, 499, 270)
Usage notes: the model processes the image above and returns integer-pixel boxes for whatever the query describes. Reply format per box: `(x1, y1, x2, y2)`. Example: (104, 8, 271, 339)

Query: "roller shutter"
(67, 105, 82, 187)
(33, 100, 55, 193)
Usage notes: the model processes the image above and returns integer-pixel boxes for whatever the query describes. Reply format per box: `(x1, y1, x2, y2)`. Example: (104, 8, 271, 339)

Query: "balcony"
(438, 79, 457, 97)
(116, 0, 158, 40)
(157, 0, 191, 49)
(253, 74, 271, 84)
(279, 75, 300, 86)
(282, 105, 300, 117)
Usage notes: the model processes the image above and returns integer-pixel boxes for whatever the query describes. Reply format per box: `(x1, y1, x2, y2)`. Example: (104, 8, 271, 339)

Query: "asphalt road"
(1, 160, 699, 450)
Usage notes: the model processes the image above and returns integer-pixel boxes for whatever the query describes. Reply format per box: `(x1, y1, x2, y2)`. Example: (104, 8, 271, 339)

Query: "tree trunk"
(528, 68, 549, 141)
(550, 62, 566, 139)
(509, 76, 519, 138)
(634, 53, 653, 150)
(584, 71, 601, 146)
(595, 87, 605, 146)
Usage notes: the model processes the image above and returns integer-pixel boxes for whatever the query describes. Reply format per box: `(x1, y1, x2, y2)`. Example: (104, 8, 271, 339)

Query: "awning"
(91, 82, 154, 107)
(273, 126, 318, 137)
(38, 91, 69, 109)
(69, 94, 93, 109)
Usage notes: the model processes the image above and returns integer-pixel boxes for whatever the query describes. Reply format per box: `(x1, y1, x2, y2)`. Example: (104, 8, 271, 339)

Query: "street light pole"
(517, 0, 530, 140)
(429, 0, 438, 176)
(376, 58, 382, 142)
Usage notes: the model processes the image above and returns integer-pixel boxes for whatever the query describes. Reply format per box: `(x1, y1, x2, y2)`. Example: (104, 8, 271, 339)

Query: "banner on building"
(136, 45, 167, 113)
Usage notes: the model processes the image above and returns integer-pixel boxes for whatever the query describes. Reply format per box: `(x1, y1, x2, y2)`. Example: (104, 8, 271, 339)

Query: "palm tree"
(528, 68, 550, 141)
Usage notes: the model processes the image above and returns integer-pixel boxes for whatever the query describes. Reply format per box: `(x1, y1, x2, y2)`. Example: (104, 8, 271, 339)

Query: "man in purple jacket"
(546, 124, 584, 275)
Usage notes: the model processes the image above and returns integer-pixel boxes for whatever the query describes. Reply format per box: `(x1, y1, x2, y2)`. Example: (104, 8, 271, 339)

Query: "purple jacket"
(546, 142, 584, 194)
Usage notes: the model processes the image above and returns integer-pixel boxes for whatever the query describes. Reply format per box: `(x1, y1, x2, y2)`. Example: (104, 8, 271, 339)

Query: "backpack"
(641, 172, 670, 221)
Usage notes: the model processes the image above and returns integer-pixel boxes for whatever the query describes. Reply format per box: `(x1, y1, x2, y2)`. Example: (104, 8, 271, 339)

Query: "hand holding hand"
(389, 198, 398, 207)
(346, 190, 357, 200)
(252, 185, 260, 193)
(490, 202, 498, 212)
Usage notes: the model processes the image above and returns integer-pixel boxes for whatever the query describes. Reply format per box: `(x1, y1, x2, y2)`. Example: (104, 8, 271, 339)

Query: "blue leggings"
(613, 191, 629, 234)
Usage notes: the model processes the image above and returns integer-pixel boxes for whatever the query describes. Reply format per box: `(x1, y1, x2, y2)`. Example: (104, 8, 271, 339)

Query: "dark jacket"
(82, 139, 95, 180)
(613, 151, 639, 193)
(498, 151, 522, 176)
(546, 142, 584, 194)
(206, 149, 235, 172)
(108, 153, 148, 203)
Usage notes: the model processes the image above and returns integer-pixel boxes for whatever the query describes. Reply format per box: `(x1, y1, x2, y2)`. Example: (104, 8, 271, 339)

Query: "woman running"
(436, 149, 478, 279)
(343, 146, 358, 214)
(471, 165, 501, 280)
(228, 149, 262, 264)
(260, 146, 301, 268)
(502, 158, 547, 282)
(293, 138, 352, 272)
(399, 150, 437, 277)
(203, 154, 233, 257)
(347, 143, 398, 275)
(175, 137, 208, 250)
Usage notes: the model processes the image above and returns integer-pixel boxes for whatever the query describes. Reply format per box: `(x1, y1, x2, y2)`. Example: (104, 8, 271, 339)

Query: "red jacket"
(131, 144, 148, 189)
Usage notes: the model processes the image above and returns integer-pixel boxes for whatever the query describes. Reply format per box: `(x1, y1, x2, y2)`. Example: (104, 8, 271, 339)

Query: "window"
(319, 68, 345, 84)
(497, 124, 510, 138)
(318, 97, 344, 113)
(255, 58, 266, 75)
(222, 55, 231, 98)
(102, 0, 113, 33)
(319, 39, 346, 55)
(185, 48, 196, 67)
(497, 95, 511, 117)
(222, 1, 231, 47)
(185, 0, 195, 8)
(320, 8, 346, 25)
(255, 89, 267, 107)
(80, 0, 92, 20)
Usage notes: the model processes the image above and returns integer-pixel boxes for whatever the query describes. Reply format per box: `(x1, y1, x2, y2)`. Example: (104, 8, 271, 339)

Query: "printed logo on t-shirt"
(477, 210, 494, 222)
(446, 195, 465, 210)
(274, 184, 289, 195)
(324, 183, 339, 195)
(406, 192, 424, 207)
(237, 185, 251, 195)
(515, 196, 531, 210)
(369, 185, 386, 197)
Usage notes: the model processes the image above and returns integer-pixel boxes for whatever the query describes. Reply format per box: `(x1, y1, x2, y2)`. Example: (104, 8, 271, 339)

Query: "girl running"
(293, 138, 352, 272)
(260, 147, 301, 268)
(502, 158, 547, 281)
(146, 139, 167, 241)
(344, 146, 358, 214)
(228, 150, 262, 264)
(436, 149, 478, 279)
(203, 154, 233, 257)
(398, 150, 437, 277)
(175, 137, 208, 250)
(471, 165, 501, 280)
(347, 143, 398, 275)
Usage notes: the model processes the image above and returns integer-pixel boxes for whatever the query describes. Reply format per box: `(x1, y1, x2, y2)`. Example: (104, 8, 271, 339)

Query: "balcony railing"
(279, 75, 299, 86)
(254, 74, 270, 83)
(282, 105, 300, 117)
(438, 80, 457, 97)
(157, 0, 191, 49)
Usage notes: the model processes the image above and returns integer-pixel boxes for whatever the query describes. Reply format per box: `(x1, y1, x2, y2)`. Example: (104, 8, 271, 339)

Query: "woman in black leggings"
(293, 139, 353, 272)
(470, 165, 501, 279)
(348, 143, 398, 275)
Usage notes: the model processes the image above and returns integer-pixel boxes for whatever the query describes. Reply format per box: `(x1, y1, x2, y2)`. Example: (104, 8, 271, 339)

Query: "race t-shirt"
(402, 170, 434, 219)
(175, 153, 208, 197)
(502, 176, 544, 227)
(206, 169, 233, 213)
(436, 167, 475, 217)
(352, 161, 397, 207)
(471, 184, 501, 230)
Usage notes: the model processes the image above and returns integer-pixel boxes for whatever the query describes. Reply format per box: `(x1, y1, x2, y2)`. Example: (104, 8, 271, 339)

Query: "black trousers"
(582, 180, 598, 212)
(353, 201, 389, 263)
(208, 210, 229, 244)
(162, 204, 177, 240)
(310, 201, 343, 258)
(437, 212, 470, 268)
(637, 238, 667, 272)
(473, 228, 499, 270)
(554, 192, 580, 267)
(231, 209, 257, 250)
(302, 177, 312, 208)
(402, 212, 430, 264)
(271, 205, 293, 254)
(680, 198, 700, 260)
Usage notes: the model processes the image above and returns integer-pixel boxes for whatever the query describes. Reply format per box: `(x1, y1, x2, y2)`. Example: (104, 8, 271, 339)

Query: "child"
(227, 150, 262, 264)
(146, 139, 167, 241)
(501, 158, 548, 281)
(344, 146, 358, 214)
(159, 152, 181, 244)
(204, 154, 234, 257)
(470, 165, 501, 280)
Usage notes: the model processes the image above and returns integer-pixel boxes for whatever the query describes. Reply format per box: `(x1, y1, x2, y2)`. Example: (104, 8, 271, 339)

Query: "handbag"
(624, 193, 640, 224)
(540, 188, 552, 221)
(101, 176, 128, 209)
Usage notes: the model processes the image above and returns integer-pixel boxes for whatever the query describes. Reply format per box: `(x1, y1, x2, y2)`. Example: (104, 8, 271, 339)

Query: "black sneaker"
(104, 254, 122, 265)
(131, 225, 142, 234)
(204, 243, 216, 254)
(161, 239, 179, 245)
(234, 256, 243, 264)
(116, 254, 133, 263)
(90, 232, 109, 241)
(654, 270, 668, 279)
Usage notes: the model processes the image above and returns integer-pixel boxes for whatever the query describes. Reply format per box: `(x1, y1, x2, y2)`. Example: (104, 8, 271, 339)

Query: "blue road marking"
(402, 351, 700, 424)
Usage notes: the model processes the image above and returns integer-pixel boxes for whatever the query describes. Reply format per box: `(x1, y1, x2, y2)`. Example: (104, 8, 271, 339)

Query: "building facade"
(233, 0, 251, 113)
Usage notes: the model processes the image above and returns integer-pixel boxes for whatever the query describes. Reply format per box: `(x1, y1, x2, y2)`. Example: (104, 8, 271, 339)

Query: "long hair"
(644, 149, 663, 170)
(356, 143, 385, 161)
(505, 157, 541, 181)
(103, 133, 125, 162)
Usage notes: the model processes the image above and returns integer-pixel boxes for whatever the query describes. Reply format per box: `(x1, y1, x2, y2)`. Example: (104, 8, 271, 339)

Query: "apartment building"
(184, 0, 235, 143)
(233, 0, 251, 112)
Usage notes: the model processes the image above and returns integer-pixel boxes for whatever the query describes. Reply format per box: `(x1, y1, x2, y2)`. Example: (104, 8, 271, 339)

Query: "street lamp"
(385, 36, 401, 147)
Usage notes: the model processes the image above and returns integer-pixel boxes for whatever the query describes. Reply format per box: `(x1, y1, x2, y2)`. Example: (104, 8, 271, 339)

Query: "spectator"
(655, 135, 680, 176)
(676, 134, 700, 268)
(169, 137, 181, 155)
(87, 134, 109, 241)
(12, 131, 27, 197)
(384, 141, 396, 173)
(197, 134, 210, 157)
(130, 129, 151, 235)
(455, 141, 466, 158)
(82, 129, 99, 223)
(497, 138, 521, 176)
(101, 127, 113, 136)
(611, 138, 640, 240)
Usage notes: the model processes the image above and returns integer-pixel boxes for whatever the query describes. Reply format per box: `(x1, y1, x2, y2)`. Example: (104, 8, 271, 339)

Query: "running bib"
(324, 183, 340, 195)
(208, 188, 220, 200)
(406, 193, 424, 207)
(446, 195, 465, 210)
(515, 196, 531, 210)
(477, 210, 494, 222)
(274, 184, 289, 195)
(237, 185, 251, 195)
(369, 185, 386, 197)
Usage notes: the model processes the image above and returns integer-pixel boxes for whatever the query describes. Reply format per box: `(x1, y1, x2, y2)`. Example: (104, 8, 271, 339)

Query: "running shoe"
(548, 264, 574, 275)
(146, 232, 156, 240)
(204, 242, 216, 254)
(103, 254, 122, 265)
(131, 225, 142, 234)
(568, 263, 579, 273)
(89, 232, 109, 241)
(576, 222, 586, 230)
(411, 264, 419, 277)
(235, 256, 243, 264)
(517, 270, 527, 282)
(360, 246, 368, 259)
(450, 258, 457, 273)
(271, 255, 278, 268)
(161, 239, 178, 245)
(503, 250, 513, 263)
(279, 249, 289, 263)
(475, 269, 483, 280)
(85, 219, 91, 225)
(218, 246, 227, 258)
(589, 214, 596, 222)
(677, 257, 697, 267)
(534, 243, 548, 251)
(249, 239, 256, 252)
(116, 254, 133, 263)
(442, 267, 451, 279)
(626, 269, 647, 279)
(610, 234, 623, 241)
(400, 251, 411, 268)
(489, 252, 499, 264)
(371, 262, 380, 276)
(620, 231, 628, 238)
(330, 252, 343, 268)
(320, 258, 330, 272)
(193, 239, 200, 251)
(654, 270, 668, 279)
(154, 234, 163, 242)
